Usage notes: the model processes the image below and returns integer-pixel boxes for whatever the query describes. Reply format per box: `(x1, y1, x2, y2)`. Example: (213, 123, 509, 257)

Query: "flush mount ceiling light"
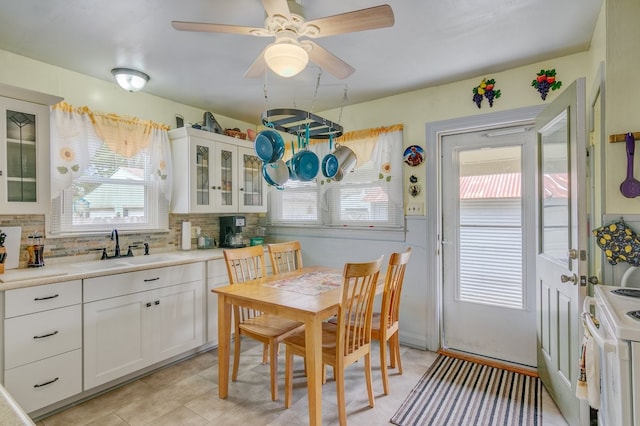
(111, 67, 150, 92)
(264, 35, 309, 78)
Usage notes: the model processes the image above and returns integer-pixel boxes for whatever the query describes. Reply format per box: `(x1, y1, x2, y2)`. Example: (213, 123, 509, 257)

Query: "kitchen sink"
(125, 253, 185, 265)
(72, 260, 131, 272)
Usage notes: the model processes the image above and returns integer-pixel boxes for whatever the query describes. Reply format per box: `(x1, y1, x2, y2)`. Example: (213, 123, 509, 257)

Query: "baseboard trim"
(437, 349, 538, 378)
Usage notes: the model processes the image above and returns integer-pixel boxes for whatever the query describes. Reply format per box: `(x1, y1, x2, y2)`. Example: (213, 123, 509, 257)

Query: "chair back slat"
(381, 248, 412, 330)
(337, 256, 383, 357)
(224, 246, 267, 321)
(267, 241, 303, 274)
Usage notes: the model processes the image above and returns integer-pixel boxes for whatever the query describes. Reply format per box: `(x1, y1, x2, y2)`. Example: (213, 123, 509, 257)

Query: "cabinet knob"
(239, 188, 244, 191)
(146, 302, 152, 307)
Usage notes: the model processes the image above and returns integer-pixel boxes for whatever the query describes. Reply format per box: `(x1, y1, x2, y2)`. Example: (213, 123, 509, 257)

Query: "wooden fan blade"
(305, 5, 394, 38)
(261, 0, 291, 19)
(172, 21, 262, 36)
(244, 48, 268, 79)
(305, 41, 354, 80)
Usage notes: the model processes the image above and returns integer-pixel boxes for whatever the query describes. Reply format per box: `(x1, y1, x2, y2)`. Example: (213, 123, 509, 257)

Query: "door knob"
(560, 274, 577, 284)
(588, 276, 599, 285)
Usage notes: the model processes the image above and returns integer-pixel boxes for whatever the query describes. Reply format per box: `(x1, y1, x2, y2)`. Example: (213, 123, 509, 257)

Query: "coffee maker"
(219, 216, 246, 248)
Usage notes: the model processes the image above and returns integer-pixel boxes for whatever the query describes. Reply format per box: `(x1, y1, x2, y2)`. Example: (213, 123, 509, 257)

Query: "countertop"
(0, 384, 35, 425)
(0, 249, 228, 291)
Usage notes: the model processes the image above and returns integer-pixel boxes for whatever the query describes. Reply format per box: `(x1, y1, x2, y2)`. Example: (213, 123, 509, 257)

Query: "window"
(268, 126, 404, 229)
(49, 103, 171, 235)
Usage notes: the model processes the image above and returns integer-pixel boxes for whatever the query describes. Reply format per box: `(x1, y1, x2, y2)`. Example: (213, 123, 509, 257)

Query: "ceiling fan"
(171, 0, 394, 79)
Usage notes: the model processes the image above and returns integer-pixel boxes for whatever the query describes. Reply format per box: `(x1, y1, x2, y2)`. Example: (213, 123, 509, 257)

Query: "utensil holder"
(0, 247, 5, 274)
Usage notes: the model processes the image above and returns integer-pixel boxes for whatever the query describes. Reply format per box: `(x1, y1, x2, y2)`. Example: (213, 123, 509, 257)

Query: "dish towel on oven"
(576, 323, 601, 409)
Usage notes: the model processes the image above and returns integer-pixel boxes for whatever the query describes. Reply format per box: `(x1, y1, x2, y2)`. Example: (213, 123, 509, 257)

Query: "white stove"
(596, 286, 640, 341)
(584, 285, 640, 425)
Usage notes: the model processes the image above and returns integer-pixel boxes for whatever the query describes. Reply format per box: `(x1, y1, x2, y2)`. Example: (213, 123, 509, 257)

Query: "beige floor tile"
(38, 339, 568, 426)
(144, 406, 208, 426)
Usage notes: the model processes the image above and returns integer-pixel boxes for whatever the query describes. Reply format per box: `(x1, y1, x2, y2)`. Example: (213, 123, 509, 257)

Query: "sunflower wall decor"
(531, 69, 562, 100)
(472, 78, 501, 108)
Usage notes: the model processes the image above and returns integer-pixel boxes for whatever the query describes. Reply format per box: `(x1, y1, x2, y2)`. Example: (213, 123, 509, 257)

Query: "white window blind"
(51, 142, 168, 234)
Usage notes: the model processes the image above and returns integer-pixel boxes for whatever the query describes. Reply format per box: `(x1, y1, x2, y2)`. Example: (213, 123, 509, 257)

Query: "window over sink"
(49, 103, 172, 235)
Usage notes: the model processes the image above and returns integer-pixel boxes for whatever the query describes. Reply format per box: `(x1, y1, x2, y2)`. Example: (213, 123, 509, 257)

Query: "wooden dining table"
(213, 265, 380, 425)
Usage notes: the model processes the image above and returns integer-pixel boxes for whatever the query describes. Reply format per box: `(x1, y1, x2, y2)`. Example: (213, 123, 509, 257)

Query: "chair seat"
(283, 322, 342, 357)
(240, 314, 303, 338)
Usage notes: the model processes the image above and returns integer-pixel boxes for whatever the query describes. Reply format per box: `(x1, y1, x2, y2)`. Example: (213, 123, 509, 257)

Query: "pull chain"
(309, 68, 323, 113)
(338, 84, 348, 125)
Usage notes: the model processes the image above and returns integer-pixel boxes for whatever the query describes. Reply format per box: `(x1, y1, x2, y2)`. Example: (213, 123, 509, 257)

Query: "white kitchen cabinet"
(169, 127, 266, 213)
(3, 279, 82, 413)
(237, 145, 266, 213)
(0, 90, 61, 214)
(206, 258, 228, 346)
(83, 263, 205, 389)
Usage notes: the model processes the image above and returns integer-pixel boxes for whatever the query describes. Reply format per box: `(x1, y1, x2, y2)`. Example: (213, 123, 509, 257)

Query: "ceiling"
(0, 0, 602, 125)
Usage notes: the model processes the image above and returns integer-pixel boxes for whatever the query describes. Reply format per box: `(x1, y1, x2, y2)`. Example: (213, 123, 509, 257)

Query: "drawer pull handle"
(34, 377, 59, 388)
(33, 330, 59, 339)
(154, 300, 160, 305)
(34, 294, 59, 301)
(146, 302, 152, 308)
(144, 277, 160, 282)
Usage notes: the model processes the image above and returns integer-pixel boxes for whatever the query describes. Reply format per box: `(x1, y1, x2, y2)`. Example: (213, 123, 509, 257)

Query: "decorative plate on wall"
(403, 145, 424, 166)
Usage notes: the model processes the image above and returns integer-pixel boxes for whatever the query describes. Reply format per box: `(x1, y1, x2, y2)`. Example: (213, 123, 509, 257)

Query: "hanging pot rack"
(261, 108, 343, 140)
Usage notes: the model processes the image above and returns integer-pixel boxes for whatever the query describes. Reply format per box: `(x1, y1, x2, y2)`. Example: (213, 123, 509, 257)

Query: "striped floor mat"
(391, 355, 542, 426)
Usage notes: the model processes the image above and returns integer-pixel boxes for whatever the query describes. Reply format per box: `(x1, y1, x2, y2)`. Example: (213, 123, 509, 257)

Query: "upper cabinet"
(0, 84, 63, 215)
(169, 127, 266, 214)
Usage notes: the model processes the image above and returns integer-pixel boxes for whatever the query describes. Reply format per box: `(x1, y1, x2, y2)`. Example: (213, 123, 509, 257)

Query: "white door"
(536, 78, 588, 425)
(442, 126, 537, 366)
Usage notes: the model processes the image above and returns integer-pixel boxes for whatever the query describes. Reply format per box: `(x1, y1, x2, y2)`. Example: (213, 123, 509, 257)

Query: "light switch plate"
(406, 202, 424, 215)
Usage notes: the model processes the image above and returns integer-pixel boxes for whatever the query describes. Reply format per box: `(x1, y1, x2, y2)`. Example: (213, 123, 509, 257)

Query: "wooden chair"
(223, 246, 304, 401)
(283, 256, 384, 425)
(267, 240, 303, 274)
(328, 247, 412, 394)
(372, 247, 412, 394)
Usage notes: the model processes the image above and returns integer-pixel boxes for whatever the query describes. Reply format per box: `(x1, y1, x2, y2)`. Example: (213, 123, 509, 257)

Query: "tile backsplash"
(0, 213, 262, 268)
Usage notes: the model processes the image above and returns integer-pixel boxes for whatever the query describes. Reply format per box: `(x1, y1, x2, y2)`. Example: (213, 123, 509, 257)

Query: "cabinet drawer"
(5, 305, 81, 369)
(84, 262, 205, 302)
(5, 280, 81, 318)
(4, 349, 82, 414)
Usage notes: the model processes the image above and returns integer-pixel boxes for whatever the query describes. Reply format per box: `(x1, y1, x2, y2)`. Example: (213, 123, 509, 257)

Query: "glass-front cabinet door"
(238, 146, 266, 212)
(0, 97, 51, 214)
(213, 141, 237, 213)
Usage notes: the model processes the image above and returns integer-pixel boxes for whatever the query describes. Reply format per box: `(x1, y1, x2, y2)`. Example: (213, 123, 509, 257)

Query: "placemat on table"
(263, 271, 342, 295)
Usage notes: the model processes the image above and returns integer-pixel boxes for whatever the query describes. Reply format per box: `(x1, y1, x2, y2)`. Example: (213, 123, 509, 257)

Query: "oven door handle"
(582, 296, 616, 353)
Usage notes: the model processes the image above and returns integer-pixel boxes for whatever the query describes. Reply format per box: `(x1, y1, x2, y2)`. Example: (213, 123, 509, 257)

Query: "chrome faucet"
(111, 229, 120, 257)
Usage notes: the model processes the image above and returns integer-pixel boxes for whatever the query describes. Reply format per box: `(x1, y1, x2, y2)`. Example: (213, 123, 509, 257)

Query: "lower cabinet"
(4, 350, 82, 414)
(3, 280, 82, 413)
(83, 264, 205, 390)
(206, 258, 229, 346)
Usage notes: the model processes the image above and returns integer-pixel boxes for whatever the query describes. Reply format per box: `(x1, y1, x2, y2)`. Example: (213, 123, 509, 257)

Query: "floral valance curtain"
(50, 102, 172, 201)
(312, 124, 404, 209)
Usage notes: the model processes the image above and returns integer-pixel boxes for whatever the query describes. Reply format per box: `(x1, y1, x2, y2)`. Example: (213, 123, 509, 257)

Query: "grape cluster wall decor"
(531, 69, 562, 100)
(472, 78, 501, 108)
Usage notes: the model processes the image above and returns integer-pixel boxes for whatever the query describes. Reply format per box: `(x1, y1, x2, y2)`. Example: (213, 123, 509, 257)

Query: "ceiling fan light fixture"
(111, 67, 150, 92)
(264, 42, 308, 78)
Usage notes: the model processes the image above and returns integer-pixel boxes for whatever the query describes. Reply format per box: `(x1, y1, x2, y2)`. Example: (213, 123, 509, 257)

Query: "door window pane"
(458, 146, 524, 309)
